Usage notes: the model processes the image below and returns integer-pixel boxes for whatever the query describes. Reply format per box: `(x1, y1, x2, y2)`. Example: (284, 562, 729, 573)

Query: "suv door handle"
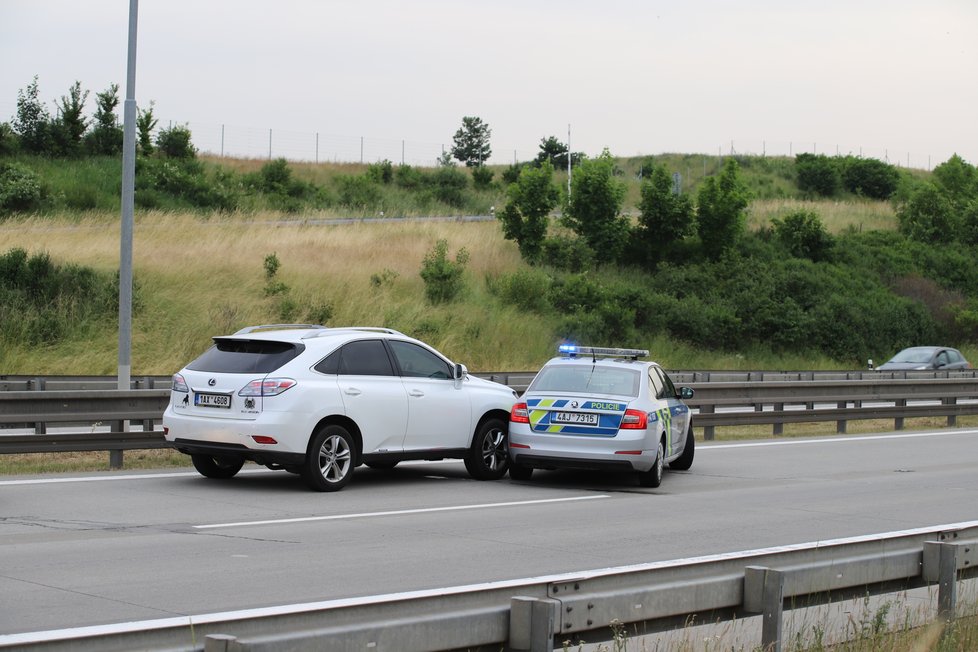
(344, 388, 362, 396)
(409, 389, 425, 397)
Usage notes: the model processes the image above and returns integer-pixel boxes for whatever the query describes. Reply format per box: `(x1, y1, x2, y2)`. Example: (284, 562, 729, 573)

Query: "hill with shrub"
(2, 87, 977, 373)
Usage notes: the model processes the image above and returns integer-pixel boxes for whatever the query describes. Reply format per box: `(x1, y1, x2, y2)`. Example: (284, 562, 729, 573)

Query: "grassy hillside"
(1, 153, 975, 375)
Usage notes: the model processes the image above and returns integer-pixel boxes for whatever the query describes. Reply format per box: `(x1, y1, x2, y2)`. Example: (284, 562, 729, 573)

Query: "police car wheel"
(638, 439, 664, 488)
(669, 424, 695, 471)
(191, 454, 244, 479)
(464, 418, 509, 480)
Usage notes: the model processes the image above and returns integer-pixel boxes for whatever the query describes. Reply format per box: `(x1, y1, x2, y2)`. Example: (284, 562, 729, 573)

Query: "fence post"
(510, 596, 557, 652)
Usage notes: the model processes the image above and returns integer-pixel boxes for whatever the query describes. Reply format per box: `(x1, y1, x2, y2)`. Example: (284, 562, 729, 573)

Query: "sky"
(1, 0, 976, 168)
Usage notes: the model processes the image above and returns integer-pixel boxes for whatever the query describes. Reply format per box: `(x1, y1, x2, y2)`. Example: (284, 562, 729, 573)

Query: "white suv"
(162, 325, 518, 491)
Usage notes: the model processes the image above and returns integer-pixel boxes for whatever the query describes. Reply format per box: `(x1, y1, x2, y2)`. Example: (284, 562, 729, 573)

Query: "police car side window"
(648, 369, 665, 399)
(657, 367, 678, 398)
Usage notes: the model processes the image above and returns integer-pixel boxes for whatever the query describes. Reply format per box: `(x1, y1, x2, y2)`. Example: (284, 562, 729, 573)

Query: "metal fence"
(3, 521, 976, 651)
(3, 371, 978, 468)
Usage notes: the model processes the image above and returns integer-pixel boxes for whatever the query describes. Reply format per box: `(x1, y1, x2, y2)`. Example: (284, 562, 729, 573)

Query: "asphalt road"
(2, 427, 978, 638)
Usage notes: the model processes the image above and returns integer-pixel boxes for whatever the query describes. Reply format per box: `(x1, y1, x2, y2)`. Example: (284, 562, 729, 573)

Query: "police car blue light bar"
(558, 344, 649, 359)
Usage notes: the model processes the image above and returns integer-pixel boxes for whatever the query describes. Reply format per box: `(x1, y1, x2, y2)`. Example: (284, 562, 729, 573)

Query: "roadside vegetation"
(2, 74, 977, 376)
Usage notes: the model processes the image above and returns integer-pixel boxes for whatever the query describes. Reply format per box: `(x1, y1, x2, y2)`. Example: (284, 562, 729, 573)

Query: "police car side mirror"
(679, 386, 694, 400)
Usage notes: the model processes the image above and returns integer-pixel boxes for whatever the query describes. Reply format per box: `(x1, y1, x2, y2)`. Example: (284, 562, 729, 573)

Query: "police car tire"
(509, 461, 533, 481)
(191, 454, 244, 479)
(669, 424, 695, 471)
(464, 417, 509, 480)
(638, 439, 664, 488)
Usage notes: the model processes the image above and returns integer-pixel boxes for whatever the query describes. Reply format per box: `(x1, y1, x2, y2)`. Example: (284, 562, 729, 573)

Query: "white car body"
(162, 325, 517, 491)
(508, 346, 695, 487)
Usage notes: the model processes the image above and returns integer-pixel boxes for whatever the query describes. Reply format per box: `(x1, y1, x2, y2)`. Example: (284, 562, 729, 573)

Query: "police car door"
(652, 367, 687, 457)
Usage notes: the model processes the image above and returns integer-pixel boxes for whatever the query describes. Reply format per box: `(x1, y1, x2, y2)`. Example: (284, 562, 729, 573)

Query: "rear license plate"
(195, 392, 231, 409)
(552, 411, 599, 425)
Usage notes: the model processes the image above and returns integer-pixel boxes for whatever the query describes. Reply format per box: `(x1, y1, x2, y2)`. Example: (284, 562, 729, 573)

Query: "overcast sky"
(2, 0, 976, 168)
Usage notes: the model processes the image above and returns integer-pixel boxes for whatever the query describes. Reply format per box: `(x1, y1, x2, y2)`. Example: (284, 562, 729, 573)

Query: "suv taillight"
(620, 409, 648, 429)
(239, 378, 296, 397)
(172, 373, 189, 393)
(510, 402, 529, 423)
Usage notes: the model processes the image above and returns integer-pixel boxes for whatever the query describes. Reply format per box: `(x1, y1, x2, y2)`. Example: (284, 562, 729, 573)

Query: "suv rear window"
(186, 339, 303, 374)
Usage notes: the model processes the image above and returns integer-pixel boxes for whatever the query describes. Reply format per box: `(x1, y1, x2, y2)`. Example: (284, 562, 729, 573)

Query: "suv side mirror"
(453, 363, 467, 381)
(679, 386, 694, 400)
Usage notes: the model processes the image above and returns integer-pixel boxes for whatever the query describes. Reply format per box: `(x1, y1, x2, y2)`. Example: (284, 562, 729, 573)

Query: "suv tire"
(191, 454, 244, 479)
(464, 417, 509, 480)
(303, 425, 355, 492)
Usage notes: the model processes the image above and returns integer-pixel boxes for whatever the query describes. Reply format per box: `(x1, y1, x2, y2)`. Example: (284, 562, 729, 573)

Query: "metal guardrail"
(3, 521, 977, 651)
(4, 375, 978, 466)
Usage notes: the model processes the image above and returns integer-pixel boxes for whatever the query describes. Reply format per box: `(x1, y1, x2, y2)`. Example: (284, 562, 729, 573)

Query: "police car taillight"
(510, 402, 530, 423)
(620, 409, 648, 429)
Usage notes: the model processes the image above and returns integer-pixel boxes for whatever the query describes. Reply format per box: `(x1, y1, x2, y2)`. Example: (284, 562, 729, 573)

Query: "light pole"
(118, 0, 138, 393)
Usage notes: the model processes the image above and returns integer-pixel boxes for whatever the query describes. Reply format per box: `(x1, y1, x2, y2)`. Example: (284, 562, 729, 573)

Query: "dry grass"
(748, 198, 897, 233)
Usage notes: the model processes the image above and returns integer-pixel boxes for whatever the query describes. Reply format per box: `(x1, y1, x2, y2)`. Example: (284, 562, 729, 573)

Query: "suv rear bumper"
(171, 438, 306, 467)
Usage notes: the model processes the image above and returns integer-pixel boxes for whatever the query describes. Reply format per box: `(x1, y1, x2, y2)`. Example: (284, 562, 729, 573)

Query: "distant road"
(3, 427, 978, 637)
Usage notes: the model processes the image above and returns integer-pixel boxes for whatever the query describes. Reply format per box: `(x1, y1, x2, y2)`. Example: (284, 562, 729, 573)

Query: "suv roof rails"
(232, 324, 328, 335)
(304, 326, 405, 339)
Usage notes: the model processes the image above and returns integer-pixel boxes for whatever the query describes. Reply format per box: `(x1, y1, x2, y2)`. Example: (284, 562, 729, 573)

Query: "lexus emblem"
(208, 378, 217, 386)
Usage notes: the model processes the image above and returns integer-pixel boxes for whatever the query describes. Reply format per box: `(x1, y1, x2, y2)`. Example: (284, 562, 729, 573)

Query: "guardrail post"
(110, 419, 125, 469)
(836, 402, 847, 434)
(945, 397, 957, 427)
(744, 566, 784, 652)
(773, 404, 784, 436)
(31, 377, 47, 434)
(510, 596, 558, 652)
(204, 634, 238, 651)
(895, 399, 906, 430)
(700, 404, 715, 441)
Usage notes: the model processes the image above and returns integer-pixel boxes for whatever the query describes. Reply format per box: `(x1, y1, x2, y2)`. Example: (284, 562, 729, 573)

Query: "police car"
(508, 345, 695, 487)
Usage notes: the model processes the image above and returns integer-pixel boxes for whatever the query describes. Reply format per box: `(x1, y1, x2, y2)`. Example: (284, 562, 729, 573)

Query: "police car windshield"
(529, 364, 640, 397)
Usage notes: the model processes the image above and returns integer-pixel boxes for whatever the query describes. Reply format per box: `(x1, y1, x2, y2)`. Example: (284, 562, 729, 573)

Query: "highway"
(2, 427, 978, 640)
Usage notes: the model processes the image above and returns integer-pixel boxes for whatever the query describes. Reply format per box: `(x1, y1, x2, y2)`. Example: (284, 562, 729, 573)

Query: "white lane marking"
(699, 428, 978, 450)
(194, 495, 610, 530)
(7, 517, 978, 647)
(3, 429, 976, 486)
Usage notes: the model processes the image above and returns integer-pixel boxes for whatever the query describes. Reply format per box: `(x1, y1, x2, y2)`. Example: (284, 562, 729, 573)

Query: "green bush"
(771, 210, 834, 261)
(896, 183, 957, 244)
(419, 239, 469, 304)
(156, 124, 196, 159)
(540, 235, 594, 272)
(840, 156, 900, 199)
(136, 157, 237, 211)
(794, 153, 840, 197)
(429, 167, 468, 208)
(335, 174, 382, 209)
(471, 165, 494, 189)
(488, 268, 552, 312)
(0, 247, 122, 345)
(0, 162, 43, 215)
(0, 123, 19, 156)
(366, 160, 394, 184)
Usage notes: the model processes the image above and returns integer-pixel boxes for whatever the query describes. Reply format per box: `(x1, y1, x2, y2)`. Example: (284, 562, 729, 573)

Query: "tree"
(156, 124, 196, 159)
(451, 116, 491, 168)
(932, 154, 977, 210)
(535, 136, 568, 169)
(839, 156, 900, 200)
(634, 164, 695, 267)
(13, 76, 51, 154)
(696, 158, 750, 260)
(86, 83, 123, 156)
(896, 182, 957, 244)
(497, 161, 560, 262)
(136, 101, 158, 155)
(419, 239, 470, 304)
(562, 150, 630, 261)
(51, 81, 89, 157)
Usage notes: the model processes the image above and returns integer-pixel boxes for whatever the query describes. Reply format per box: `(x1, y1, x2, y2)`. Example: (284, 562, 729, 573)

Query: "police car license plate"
(195, 392, 231, 409)
(552, 411, 598, 426)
